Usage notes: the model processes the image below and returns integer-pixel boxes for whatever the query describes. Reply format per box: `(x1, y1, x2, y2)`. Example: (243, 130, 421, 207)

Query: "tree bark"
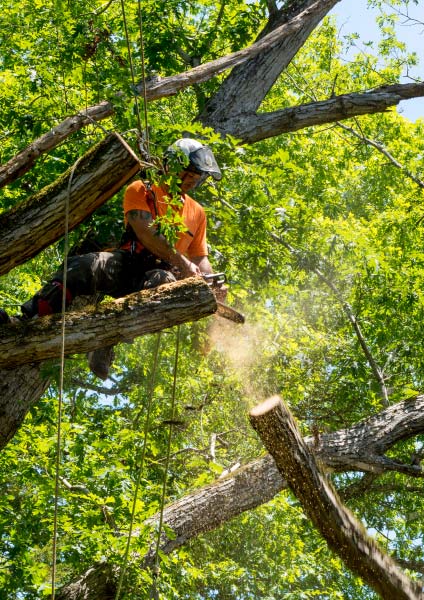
(199, 0, 340, 125)
(0, 133, 142, 276)
(0, 279, 216, 370)
(221, 82, 424, 143)
(249, 396, 423, 600)
(6, 0, 424, 185)
(56, 394, 424, 599)
(0, 280, 216, 450)
(0, 103, 114, 189)
(0, 364, 49, 450)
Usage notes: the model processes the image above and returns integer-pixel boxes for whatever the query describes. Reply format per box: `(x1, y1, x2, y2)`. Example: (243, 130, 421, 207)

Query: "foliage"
(1, 0, 424, 598)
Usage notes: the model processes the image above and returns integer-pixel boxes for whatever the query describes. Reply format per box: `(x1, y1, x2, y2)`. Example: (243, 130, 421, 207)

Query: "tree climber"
(0, 138, 226, 378)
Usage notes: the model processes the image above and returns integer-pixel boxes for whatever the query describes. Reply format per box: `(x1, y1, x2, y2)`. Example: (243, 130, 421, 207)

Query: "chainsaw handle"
(202, 272, 227, 286)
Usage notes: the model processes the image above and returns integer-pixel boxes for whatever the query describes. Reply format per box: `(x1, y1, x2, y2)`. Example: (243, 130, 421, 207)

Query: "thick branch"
(0, 133, 142, 276)
(56, 395, 424, 599)
(0, 279, 216, 369)
(200, 0, 340, 124)
(218, 82, 424, 142)
(0, 103, 114, 188)
(249, 396, 422, 600)
(0, 280, 216, 451)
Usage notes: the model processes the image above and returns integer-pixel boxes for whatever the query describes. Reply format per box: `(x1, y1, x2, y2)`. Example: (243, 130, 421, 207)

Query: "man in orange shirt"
(1, 138, 224, 377)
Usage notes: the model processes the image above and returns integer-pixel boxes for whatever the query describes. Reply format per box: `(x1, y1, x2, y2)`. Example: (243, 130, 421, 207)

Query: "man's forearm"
(126, 210, 200, 276)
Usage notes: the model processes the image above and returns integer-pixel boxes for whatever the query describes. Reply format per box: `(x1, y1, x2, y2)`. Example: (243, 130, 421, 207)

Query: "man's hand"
(179, 257, 202, 278)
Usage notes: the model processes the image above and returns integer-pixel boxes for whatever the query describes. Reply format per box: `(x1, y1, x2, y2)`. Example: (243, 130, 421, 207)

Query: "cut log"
(0, 133, 142, 276)
(249, 396, 423, 600)
(0, 278, 216, 369)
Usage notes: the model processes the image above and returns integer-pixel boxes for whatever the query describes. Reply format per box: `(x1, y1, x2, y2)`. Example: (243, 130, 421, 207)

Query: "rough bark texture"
(55, 562, 117, 600)
(0, 133, 141, 276)
(0, 364, 49, 450)
(223, 83, 424, 143)
(0, 280, 216, 451)
(56, 394, 424, 599)
(200, 0, 340, 126)
(0, 279, 216, 370)
(249, 396, 423, 600)
(0, 102, 114, 189)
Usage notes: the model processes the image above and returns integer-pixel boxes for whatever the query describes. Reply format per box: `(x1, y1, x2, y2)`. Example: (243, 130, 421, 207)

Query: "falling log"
(0, 278, 216, 369)
(249, 396, 422, 600)
(0, 133, 142, 276)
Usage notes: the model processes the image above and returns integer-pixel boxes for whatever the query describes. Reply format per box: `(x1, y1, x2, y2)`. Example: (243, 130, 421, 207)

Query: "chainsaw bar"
(216, 301, 245, 324)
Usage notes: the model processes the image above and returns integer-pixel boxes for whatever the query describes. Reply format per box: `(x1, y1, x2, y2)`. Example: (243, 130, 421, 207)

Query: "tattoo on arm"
(127, 209, 152, 224)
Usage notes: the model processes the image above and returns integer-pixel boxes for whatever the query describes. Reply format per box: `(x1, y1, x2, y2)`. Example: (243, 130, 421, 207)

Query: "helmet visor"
(189, 147, 222, 181)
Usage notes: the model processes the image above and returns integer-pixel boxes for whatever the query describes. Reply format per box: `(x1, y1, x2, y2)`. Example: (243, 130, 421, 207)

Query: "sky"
(329, 0, 424, 121)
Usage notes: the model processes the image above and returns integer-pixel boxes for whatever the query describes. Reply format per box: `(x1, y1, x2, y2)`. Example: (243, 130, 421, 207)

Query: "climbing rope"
(151, 325, 181, 598)
(120, 0, 144, 139)
(51, 156, 82, 598)
(115, 333, 162, 600)
(137, 0, 150, 154)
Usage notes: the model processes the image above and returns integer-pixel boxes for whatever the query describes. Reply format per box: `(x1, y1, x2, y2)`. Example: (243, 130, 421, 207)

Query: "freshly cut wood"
(0, 133, 142, 276)
(250, 396, 422, 600)
(0, 278, 216, 369)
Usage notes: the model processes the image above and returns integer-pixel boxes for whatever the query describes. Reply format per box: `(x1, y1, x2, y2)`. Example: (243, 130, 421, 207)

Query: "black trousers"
(21, 249, 171, 317)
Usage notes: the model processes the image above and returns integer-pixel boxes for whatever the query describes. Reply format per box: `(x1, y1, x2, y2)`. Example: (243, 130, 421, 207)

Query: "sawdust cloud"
(207, 316, 272, 404)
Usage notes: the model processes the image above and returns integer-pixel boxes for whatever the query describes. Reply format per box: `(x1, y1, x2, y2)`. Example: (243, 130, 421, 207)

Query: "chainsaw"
(202, 273, 245, 324)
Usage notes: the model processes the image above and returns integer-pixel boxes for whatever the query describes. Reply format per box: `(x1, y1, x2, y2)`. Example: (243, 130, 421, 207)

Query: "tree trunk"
(200, 0, 340, 126)
(0, 364, 49, 450)
(0, 133, 142, 276)
(56, 394, 424, 599)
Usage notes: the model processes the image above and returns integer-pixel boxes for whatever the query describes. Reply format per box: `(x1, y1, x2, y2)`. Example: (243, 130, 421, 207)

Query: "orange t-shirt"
(122, 180, 208, 258)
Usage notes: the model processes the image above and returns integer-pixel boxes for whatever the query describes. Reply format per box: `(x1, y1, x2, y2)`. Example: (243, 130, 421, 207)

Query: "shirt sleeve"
(123, 181, 151, 219)
(186, 208, 208, 257)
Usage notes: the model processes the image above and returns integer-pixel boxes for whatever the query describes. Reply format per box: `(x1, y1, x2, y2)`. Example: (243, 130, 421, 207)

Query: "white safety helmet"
(166, 138, 222, 185)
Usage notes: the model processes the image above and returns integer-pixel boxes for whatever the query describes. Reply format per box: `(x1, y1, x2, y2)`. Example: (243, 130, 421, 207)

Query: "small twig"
(336, 121, 424, 190)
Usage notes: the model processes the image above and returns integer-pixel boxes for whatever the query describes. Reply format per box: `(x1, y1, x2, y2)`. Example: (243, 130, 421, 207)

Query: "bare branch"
(0, 103, 114, 189)
(336, 120, 424, 190)
(220, 82, 424, 142)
